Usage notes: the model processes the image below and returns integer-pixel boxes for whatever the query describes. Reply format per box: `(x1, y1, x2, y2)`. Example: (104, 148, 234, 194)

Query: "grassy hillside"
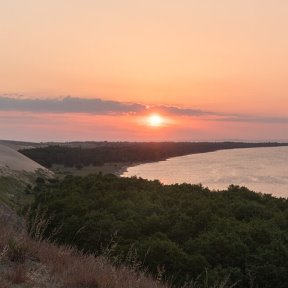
(0, 176, 28, 206)
(0, 203, 169, 288)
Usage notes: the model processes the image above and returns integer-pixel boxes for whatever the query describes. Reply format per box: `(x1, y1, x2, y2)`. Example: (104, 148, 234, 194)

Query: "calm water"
(122, 146, 288, 197)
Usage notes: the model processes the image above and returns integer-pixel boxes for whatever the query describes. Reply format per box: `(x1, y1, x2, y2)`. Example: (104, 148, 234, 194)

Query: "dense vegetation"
(20, 142, 288, 168)
(28, 174, 288, 287)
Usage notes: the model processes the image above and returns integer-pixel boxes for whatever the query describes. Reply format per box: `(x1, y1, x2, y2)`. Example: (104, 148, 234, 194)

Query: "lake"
(122, 146, 288, 197)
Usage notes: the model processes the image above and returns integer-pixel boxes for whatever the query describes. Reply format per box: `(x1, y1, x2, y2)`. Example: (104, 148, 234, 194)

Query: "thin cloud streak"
(213, 116, 288, 124)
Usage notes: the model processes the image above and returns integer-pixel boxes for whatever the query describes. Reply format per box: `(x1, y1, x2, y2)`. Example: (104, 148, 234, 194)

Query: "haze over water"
(122, 146, 288, 198)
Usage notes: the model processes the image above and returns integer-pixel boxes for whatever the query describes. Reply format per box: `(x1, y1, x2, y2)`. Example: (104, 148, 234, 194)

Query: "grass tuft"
(7, 238, 28, 263)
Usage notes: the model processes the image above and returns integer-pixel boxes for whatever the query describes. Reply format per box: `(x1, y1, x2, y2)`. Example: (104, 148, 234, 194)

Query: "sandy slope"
(0, 140, 39, 151)
(0, 143, 53, 177)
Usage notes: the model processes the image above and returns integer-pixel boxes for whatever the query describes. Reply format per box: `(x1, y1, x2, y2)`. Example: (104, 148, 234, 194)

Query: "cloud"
(213, 115, 288, 124)
(1, 95, 288, 124)
(0, 95, 213, 117)
(154, 105, 217, 117)
(0, 96, 144, 115)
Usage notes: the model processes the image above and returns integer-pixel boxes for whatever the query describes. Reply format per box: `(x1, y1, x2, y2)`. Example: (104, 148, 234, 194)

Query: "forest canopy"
(28, 174, 288, 288)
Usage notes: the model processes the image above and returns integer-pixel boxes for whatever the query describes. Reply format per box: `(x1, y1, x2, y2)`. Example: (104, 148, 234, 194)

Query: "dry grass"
(0, 208, 168, 288)
(31, 240, 168, 288)
(0, 208, 237, 288)
(3, 264, 28, 284)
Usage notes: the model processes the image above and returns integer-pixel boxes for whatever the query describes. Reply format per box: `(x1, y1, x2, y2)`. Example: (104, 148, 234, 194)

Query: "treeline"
(28, 174, 288, 287)
(20, 142, 288, 168)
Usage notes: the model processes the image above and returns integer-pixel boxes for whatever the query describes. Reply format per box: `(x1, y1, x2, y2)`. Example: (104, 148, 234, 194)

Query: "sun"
(148, 114, 164, 127)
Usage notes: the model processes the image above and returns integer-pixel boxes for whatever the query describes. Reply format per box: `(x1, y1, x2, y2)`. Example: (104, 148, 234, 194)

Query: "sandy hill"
(0, 143, 52, 176)
(0, 143, 53, 206)
(0, 139, 42, 151)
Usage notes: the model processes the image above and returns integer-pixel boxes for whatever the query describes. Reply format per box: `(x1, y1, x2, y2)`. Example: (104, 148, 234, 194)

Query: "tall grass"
(0, 207, 239, 288)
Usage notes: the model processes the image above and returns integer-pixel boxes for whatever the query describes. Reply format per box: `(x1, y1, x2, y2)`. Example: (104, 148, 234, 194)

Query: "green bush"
(28, 175, 288, 287)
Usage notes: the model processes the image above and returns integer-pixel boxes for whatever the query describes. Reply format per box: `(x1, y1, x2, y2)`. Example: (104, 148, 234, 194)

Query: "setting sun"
(148, 114, 164, 127)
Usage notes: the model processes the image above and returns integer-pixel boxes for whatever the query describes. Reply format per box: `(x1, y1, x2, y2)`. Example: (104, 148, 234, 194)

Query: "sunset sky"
(1, 1, 288, 141)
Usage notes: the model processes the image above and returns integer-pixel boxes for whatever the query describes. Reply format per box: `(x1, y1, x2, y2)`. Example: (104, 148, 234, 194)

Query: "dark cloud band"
(0, 95, 213, 117)
(0, 95, 287, 124)
(0, 96, 143, 114)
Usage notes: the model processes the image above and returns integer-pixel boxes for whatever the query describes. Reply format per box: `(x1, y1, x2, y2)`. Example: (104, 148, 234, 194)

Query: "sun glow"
(148, 114, 164, 127)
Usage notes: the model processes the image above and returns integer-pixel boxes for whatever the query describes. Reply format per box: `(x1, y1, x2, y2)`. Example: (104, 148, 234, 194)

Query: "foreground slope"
(0, 204, 171, 288)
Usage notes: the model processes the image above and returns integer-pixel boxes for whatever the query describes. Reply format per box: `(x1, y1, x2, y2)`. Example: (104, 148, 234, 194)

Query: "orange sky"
(1, 1, 288, 141)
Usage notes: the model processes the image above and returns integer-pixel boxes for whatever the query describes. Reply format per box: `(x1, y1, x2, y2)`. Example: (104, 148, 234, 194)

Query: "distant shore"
(16, 141, 288, 179)
(42, 142, 288, 178)
(51, 162, 142, 178)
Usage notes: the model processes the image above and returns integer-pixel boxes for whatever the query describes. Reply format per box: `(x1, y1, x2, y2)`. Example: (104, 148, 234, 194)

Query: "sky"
(1, 0, 288, 142)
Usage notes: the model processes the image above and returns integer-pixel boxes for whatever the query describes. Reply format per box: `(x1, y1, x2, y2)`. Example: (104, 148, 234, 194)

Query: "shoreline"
(51, 162, 144, 178)
(114, 162, 144, 176)
(52, 145, 288, 179)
